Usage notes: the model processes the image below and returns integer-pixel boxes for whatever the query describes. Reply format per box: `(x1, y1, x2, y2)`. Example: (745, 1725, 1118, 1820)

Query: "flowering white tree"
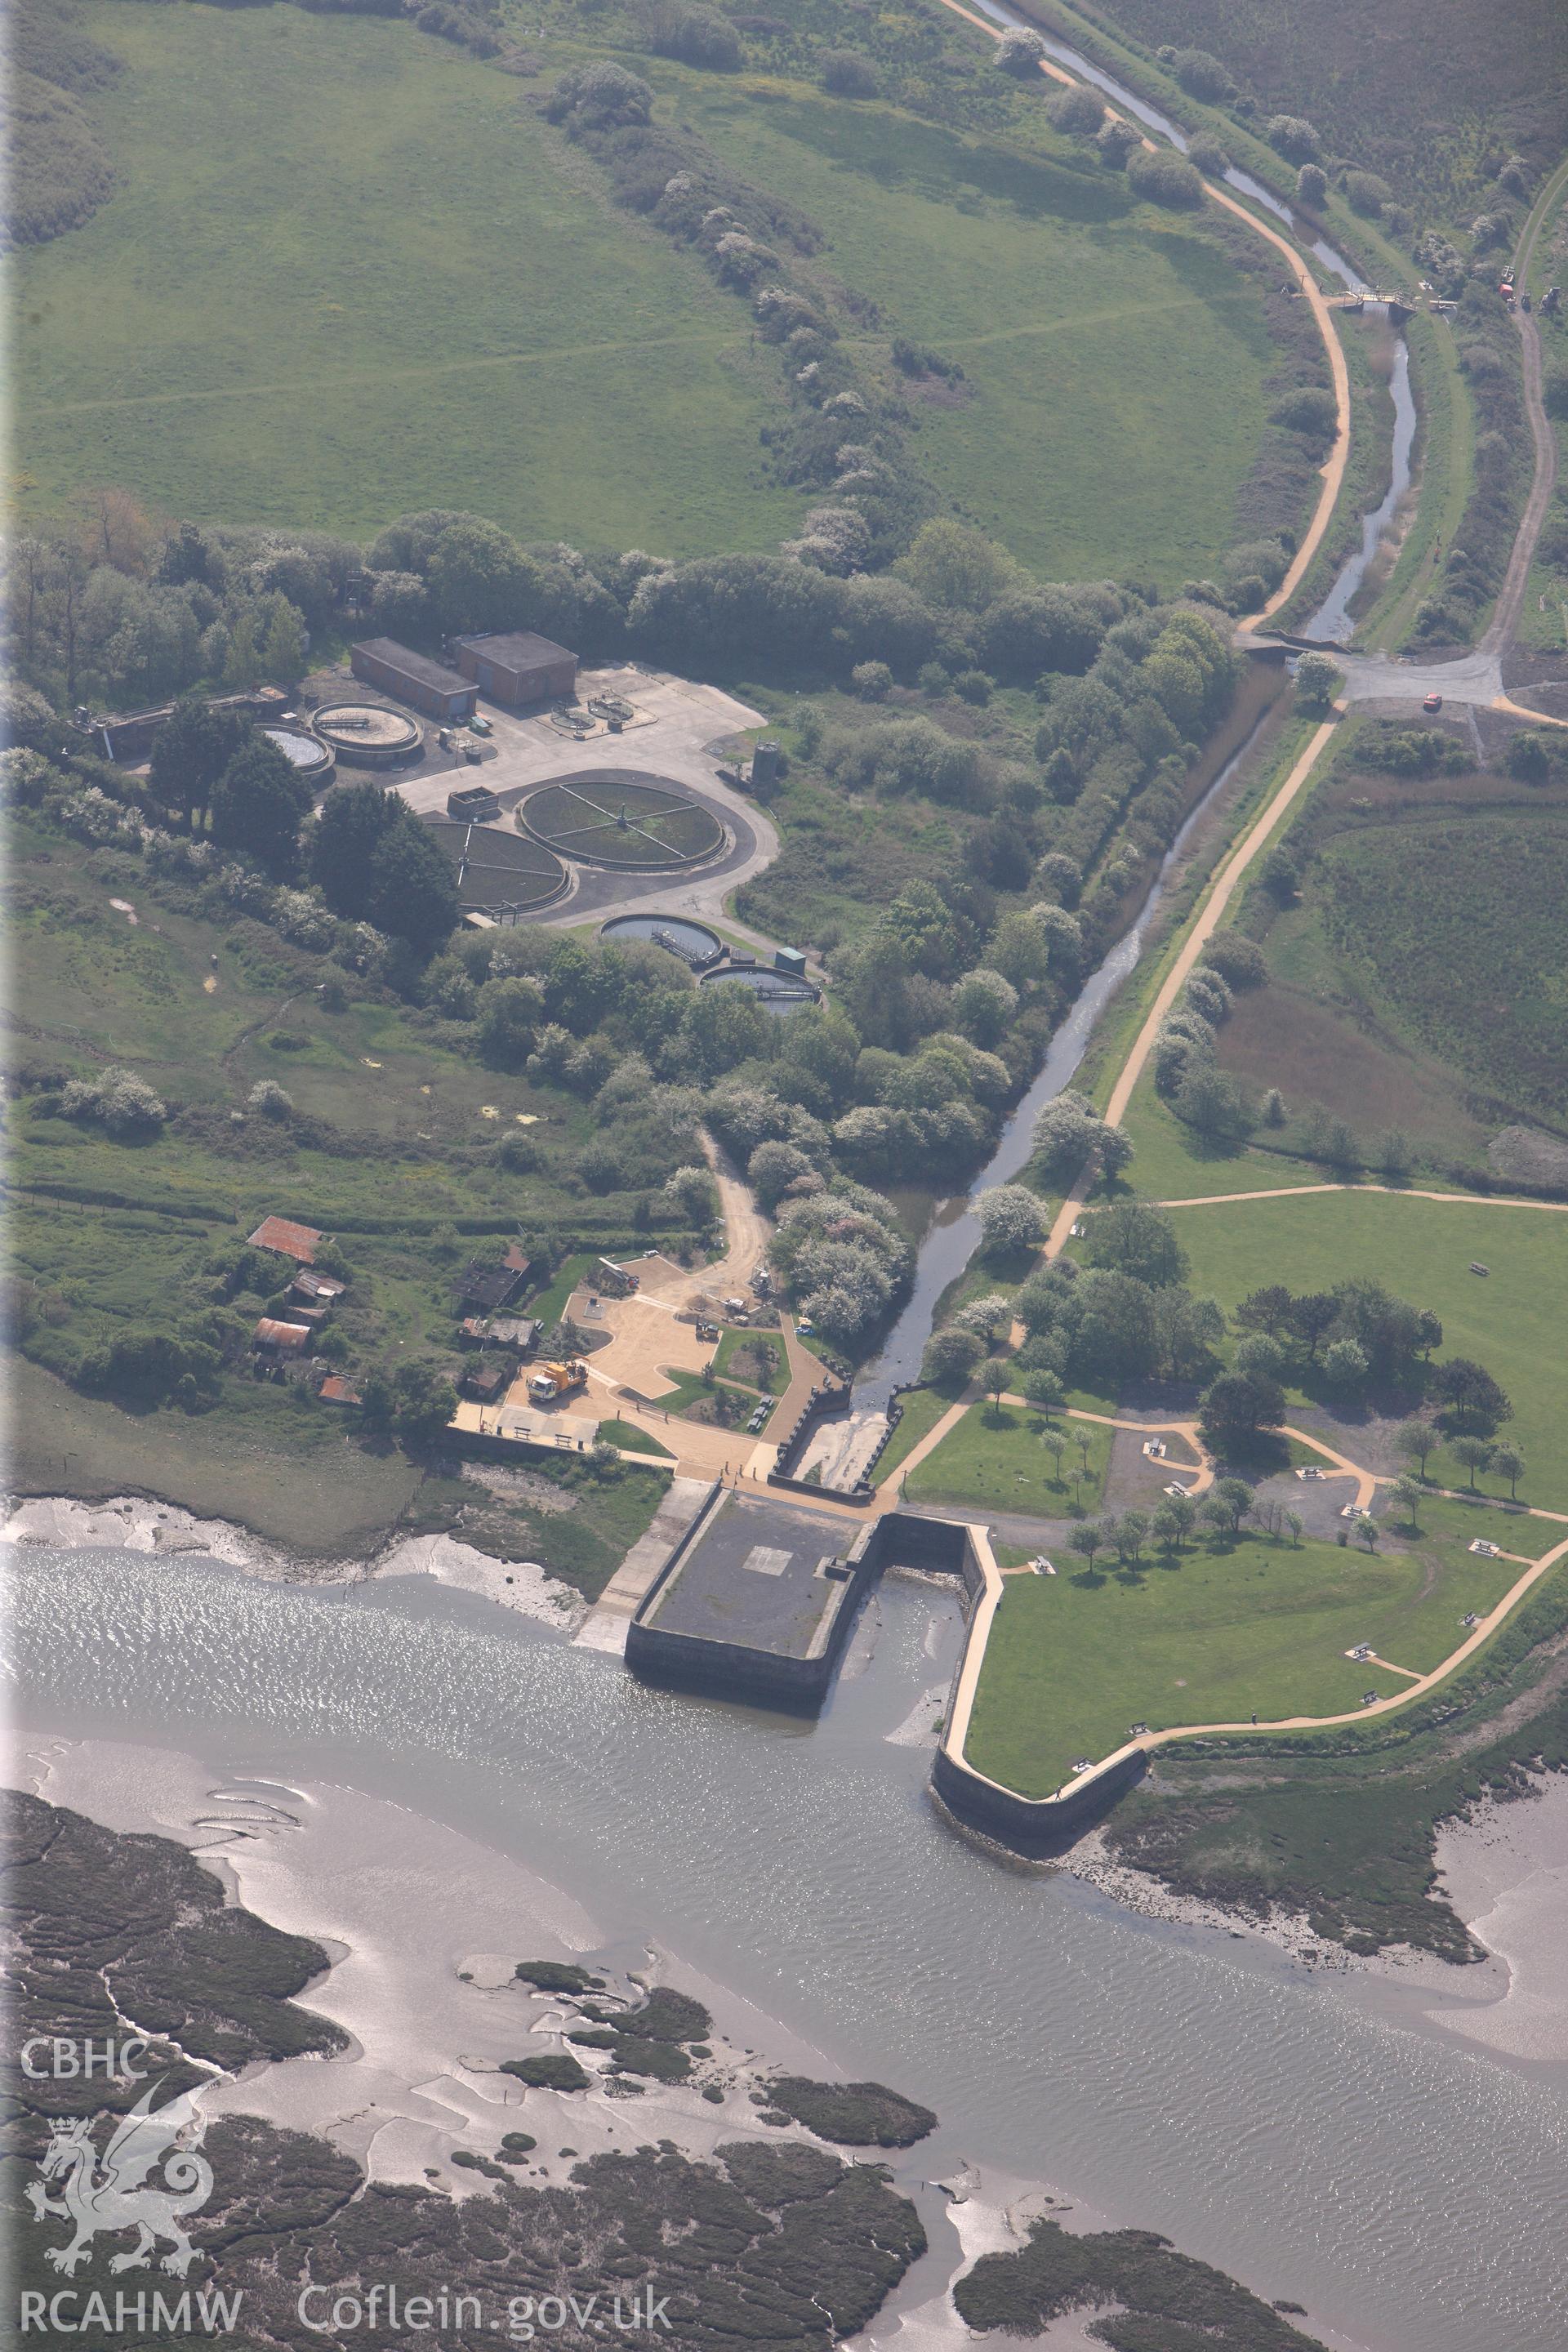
(976, 1184, 1046, 1254)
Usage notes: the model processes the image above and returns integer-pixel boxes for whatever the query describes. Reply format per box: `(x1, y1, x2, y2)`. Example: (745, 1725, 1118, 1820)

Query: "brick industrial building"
(350, 639, 479, 722)
(456, 631, 577, 707)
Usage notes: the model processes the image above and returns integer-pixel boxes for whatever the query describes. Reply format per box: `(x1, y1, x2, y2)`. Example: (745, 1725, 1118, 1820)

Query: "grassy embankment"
(13, 2, 800, 549)
(965, 1499, 1550, 1800)
(1353, 310, 1476, 653)
(872, 1385, 956, 1486)
(392, 1453, 674, 1597)
(1264, 305, 1394, 632)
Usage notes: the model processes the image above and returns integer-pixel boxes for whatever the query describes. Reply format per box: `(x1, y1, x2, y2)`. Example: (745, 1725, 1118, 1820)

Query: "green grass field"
(14, 4, 801, 549)
(965, 1511, 1541, 1798)
(1118, 1070, 1330, 1203)
(1182, 720, 1568, 1159)
(2, 815, 618, 1227)
(648, 1365, 775, 1428)
(874, 1385, 956, 1485)
(904, 1399, 1111, 1517)
(528, 1255, 603, 1328)
(678, 72, 1277, 584)
(595, 1417, 673, 1459)
(711, 1326, 787, 1394)
(1166, 1189, 1568, 1507)
(0, 815, 710, 1552)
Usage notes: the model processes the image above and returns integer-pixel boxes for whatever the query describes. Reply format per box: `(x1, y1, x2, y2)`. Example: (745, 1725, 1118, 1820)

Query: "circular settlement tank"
(311, 701, 423, 767)
(699, 966, 818, 1017)
(261, 725, 334, 786)
(519, 772, 724, 869)
(599, 913, 723, 969)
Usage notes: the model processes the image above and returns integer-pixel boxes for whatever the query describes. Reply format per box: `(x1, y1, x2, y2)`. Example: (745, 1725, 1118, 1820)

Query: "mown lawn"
(1167, 1190, 1568, 1508)
(712, 1326, 787, 1394)
(965, 1513, 1542, 1799)
(905, 1399, 1111, 1517)
(648, 1366, 773, 1428)
(874, 1384, 957, 1485)
(14, 4, 801, 550)
(679, 73, 1276, 584)
(595, 1417, 673, 1459)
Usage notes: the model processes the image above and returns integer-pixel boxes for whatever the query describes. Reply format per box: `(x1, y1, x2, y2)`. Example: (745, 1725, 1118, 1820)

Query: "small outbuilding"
(351, 638, 478, 722)
(490, 1315, 541, 1353)
(447, 783, 501, 822)
(252, 1317, 314, 1357)
(456, 632, 577, 707)
(454, 1250, 530, 1313)
(291, 1267, 346, 1307)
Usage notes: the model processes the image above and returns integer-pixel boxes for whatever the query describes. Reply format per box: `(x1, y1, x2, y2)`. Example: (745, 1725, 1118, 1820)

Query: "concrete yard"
(639, 1493, 858, 1660)
(794, 1408, 892, 1494)
(384, 663, 782, 937)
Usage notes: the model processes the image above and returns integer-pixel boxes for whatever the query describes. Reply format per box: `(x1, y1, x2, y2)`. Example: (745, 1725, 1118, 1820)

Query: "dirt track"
(1481, 155, 1568, 658)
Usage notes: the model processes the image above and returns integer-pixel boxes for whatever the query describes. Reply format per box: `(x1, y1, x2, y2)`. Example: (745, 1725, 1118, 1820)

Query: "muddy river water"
(10, 1548, 1567, 2351)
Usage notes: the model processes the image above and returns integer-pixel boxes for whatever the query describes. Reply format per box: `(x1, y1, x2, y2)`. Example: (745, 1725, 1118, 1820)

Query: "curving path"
(929, 0, 1352, 630)
(943, 1404, 1568, 1798)
(1067, 1525, 1568, 1796)
(1152, 1183, 1568, 1214)
(1254, 157, 1568, 720)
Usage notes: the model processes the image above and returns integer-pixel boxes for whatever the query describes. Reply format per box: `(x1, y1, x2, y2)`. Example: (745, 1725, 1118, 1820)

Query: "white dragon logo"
(26, 2081, 215, 2277)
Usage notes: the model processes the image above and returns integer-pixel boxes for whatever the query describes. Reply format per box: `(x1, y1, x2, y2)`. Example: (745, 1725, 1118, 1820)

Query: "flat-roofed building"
(350, 639, 478, 722)
(456, 631, 577, 707)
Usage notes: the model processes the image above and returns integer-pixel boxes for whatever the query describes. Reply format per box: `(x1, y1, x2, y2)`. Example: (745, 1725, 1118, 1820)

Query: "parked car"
(1422, 692, 1443, 713)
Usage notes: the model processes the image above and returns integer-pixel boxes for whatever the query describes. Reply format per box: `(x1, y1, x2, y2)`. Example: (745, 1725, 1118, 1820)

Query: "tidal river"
(10, 1547, 1566, 2352)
